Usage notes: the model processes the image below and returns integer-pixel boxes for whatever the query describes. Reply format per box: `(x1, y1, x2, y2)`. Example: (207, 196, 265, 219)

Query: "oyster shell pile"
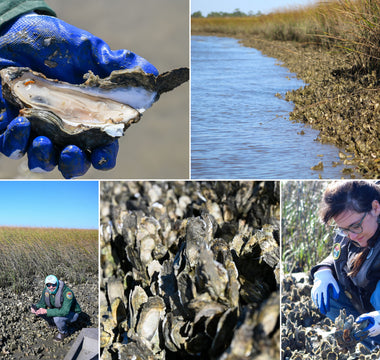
(100, 181, 280, 360)
(334, 309, 369, 353)
(0, 66, 188, 150)
(281, 274, 380, 360)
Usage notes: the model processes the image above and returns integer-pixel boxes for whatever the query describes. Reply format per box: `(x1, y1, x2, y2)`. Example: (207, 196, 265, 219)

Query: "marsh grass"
(192, 3, 342, 43)
(282, 181, 335, 273)
(322, 0, 380, 70)
(192, 0, 380, 70)
(0, 227, 98, 293)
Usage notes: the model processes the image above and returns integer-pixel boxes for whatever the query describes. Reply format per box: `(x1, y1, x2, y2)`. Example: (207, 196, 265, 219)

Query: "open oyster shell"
(0, 66, 189, 150)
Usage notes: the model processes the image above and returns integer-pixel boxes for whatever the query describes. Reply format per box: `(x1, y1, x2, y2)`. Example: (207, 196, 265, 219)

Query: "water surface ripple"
(191, 36, 353, 179)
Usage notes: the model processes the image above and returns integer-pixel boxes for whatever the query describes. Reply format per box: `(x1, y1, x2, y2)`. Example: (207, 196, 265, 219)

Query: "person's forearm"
(0, 0, 55, 27)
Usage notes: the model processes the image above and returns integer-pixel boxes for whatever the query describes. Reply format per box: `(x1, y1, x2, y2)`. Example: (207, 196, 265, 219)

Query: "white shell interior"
(11, 72, 157, 132)
(83, 87, 157, 113)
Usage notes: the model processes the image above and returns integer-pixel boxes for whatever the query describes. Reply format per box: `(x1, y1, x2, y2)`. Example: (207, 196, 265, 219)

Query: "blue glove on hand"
(356, 311, 380, 337)
(0, 13, 157, 178)
(311, 269, 340, 315)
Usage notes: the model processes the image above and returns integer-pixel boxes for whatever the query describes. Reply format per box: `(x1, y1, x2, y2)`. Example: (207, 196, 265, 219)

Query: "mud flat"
(193, 29, 379, 178)
(281, 273, 380, 359)
(0, 276, 98, 360)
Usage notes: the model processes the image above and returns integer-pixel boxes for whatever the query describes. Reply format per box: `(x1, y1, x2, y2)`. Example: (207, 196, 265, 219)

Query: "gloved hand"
(356, 311, 380, 337)
(0, 13, 157, 178)
(311, 269, 340, 315)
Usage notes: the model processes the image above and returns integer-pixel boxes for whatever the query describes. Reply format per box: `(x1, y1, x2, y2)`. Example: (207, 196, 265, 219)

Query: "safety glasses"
(334, 212, 367, 237)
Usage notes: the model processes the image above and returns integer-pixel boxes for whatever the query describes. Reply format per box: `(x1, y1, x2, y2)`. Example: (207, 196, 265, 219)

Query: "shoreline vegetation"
(0, 226, 98, 293)
(192, 0, 380, 178)
(281, 181, 333, 274)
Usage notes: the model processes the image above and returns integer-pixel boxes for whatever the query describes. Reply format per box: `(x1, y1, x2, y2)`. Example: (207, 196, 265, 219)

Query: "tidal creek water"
(191, 36, 354, 179)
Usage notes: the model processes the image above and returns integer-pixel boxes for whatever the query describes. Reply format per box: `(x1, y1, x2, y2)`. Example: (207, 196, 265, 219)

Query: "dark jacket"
(0, 0, 55, 27)
(36, 281, 81, 318)
(311, 229, 380, 313)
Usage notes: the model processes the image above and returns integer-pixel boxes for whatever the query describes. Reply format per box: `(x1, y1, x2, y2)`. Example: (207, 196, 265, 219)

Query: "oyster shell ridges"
(100, 181, 280, 360)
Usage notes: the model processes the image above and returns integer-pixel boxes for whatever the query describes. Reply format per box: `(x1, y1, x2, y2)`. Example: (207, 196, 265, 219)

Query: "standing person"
(311, 181, 380, 349)
(31, 275, 81, 341)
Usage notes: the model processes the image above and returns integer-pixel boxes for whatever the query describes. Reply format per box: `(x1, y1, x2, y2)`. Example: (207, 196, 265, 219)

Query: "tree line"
(191, 8, 263, 18)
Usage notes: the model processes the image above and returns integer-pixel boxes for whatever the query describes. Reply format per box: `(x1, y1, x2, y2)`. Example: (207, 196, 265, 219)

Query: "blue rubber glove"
(311, 269, 340, 315)
(0, 13, 158, 178)
(356, 311, 380, 337)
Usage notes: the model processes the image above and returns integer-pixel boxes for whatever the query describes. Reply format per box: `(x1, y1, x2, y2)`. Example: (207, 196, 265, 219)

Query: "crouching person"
(31, 275, 81, 341)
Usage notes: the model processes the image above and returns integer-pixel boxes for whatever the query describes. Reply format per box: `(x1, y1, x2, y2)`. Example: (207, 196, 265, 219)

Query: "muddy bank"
(282, 273, 380, 359)
(0, 276, 98, 359)
(193, 31, 379, 178)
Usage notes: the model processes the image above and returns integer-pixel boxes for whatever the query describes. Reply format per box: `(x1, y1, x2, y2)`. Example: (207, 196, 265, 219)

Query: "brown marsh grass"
(192, 0, 380, 70)
(0, 227, 98, 293)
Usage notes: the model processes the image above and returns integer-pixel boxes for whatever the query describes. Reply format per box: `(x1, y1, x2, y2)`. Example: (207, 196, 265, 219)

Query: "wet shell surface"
(0, 66, 189, 150)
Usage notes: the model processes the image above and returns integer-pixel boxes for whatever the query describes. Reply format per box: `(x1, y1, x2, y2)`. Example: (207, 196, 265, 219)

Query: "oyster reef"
(281, 274, 379, 360)
(100, 181, 280, 360)
(0, 66, 188, 150)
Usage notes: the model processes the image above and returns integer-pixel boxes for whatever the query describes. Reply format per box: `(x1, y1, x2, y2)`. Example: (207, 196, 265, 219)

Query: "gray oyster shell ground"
(0, 276, 98, 359)
(0, 66, 189, 150)
(100, 181, 280, 360)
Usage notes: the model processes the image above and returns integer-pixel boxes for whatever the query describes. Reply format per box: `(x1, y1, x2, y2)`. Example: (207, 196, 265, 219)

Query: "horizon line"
(0, 225, 98, 230)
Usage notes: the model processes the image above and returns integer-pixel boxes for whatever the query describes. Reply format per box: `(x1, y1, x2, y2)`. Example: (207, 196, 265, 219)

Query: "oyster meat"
(0, 66, 189, 150)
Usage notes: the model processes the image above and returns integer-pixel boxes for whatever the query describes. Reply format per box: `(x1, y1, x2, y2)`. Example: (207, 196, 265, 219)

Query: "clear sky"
(191, 0, 317, 16)
(0, 181, 98, 229)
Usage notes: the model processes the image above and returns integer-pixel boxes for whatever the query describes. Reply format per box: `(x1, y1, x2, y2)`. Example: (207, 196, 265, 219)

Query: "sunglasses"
(46, 283, 57, 288)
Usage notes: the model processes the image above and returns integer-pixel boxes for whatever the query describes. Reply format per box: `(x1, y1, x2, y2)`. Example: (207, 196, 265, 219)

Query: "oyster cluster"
(0, 66, 188, 150)
(244, 36, 380, 177)
(334, 309, 369, 353)
(281, 274, 328, 359)
(100, 181, 280, 359)
(281, 274, 380, 360)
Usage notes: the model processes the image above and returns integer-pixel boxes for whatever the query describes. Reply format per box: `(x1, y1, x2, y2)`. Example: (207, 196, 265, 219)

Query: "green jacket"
(0, 0, 55, 27)
(36, 282, 81, 318)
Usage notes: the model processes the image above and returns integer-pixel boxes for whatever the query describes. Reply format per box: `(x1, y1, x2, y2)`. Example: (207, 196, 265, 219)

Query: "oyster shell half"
(0, 66, 189, 150)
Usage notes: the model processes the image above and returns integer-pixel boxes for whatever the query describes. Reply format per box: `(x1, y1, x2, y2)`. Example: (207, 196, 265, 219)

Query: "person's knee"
(70, 312, 79, 323)
(54, 313, 79, 326)
(53, 316, 68, 328)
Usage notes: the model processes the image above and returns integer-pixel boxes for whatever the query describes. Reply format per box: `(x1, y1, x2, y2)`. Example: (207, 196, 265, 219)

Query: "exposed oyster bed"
(1, 66, 189, 150)
(282, 273, 380, 359)
(0, 276, 98, 359)
(240, 38, 379, 178)
(100, 181, 280, 359)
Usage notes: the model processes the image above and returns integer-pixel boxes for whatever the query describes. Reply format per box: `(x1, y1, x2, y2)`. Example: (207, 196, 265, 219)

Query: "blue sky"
(0, 181, 98, 229)
(191, 0, 317, 16)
